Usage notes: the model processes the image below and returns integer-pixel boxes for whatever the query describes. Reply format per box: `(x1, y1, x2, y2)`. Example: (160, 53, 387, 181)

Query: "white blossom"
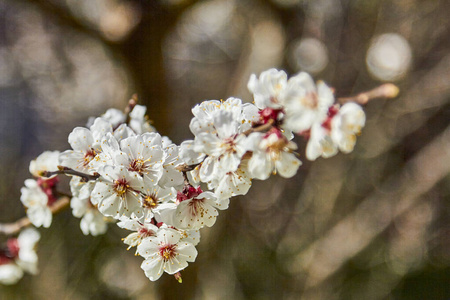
(118, 216, 158, 252)
(15, 228, 40, 275)
(91, 166, 145, 219)
(70, 177, 108, 236)
(0, 264, 24, 285)
(247, 130, 302, 180)
(194, 110, 248, 182)
(137, 228, 197, 281)
(282, 73, 334, 133)
(59, 118, 112, 173)
(331, 102, 366, 153)
(113, 123, 136, 142)
(129, 105, 156, 134)
(172, 188, 229, 230)
(20, 179, 52, 228)
(158, 143, 184, 189)
(29, 151, 60, 178)
(247, 68, 288, 109)
(305, 122, 338, 161)
(208, 159, 252, 200)
(140, 185, 177, 222)
(101, 108, 126, 128)
(116, 133, 165, 187)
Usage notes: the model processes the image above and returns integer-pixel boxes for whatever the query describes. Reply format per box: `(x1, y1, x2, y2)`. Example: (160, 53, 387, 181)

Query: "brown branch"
(42, 166, 100, 182)
(0, 197, 71, 236)
(338, 83, 399, 105)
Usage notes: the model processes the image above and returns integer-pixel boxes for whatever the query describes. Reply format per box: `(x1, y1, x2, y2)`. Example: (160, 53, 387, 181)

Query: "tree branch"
(42, 166, 100, 182)
(338, 83, 399, 105)
(0, 197, 70, 236)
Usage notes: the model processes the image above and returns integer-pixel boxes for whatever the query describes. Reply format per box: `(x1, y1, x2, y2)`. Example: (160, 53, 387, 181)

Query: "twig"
(243, 119, 275, 136)
(182, 172, 190, 186)
(124, 95, 138, 124)
(176, 162, 201, 173)
(338, 83, 399, 105)
(0, 197, 70, 236)
(42, 166, 100, 182)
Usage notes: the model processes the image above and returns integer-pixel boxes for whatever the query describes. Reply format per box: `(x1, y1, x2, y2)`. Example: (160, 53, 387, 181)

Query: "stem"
(338, 83, 399, 105)
(42, 166, 100, 182)
(124, 95, 138, 124)
(243, 119, 275, 136)
(176, 162, 202, 173)
(0, 197, 70, 235)
(182, 171, 190, 186)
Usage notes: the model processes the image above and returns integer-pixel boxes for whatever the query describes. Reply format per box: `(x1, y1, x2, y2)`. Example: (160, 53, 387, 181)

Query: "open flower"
(70, 177, 108, 236)
(194, 110, 249, 182)
(59, 118, 113, 173)
(137, 227, 197, 281)
(91, 166, 145, 219)
(306, 122, 338, 161)
(118, 216, 158, 253)
(331, 102, 366, 153)
(116, 133, 165, 187)
(282, 73, 334, 133)
(247, 129, 302, 180)
(247, 68, 288, 109)
(20, 179, 52, 228)
(208, 159, 252, 200)
(29, 151, 60, 178)
(173, 187, 229, 230)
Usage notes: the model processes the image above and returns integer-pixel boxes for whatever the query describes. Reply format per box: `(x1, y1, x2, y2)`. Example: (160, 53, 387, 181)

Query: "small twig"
(0, 197, 70, 236)
(243, 119, 275, 136)
(176, 162, 202, 173)
(42, 166, 100, 182)
(338, 83, 399, 105)
(56, 190, 72, 198)
(182, 172, 190, 186)
(124, 95, 138, 124)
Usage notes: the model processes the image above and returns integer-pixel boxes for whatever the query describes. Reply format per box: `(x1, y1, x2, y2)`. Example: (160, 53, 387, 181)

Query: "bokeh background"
(1, 0, 450, 299)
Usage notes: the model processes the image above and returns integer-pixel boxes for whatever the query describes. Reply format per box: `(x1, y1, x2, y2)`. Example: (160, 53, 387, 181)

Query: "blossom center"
(143, 193, 158, 208)
(83, 149, 97, 166)
(301, 92, 319, 109)
(159, 244, 177, 261)
(129, 158, 146, 173)
(188, 198, 205, 217)
(138, 227, 155, 238)
(221, 138, 237, 154)
(113, 178, 129, 196)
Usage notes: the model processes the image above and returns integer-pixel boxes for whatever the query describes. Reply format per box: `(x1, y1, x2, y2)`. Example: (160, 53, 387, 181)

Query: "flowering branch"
(0, 197, 70, 235)
(1, 68, 384, 285)
(338, 83, 399, 105)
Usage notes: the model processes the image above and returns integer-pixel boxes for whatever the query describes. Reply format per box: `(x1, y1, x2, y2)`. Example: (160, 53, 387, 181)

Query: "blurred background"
(0, 0, 450, 299)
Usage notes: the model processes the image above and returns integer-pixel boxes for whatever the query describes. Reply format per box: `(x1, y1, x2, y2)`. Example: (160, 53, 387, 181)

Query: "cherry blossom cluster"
(1, 68, 367, 284)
